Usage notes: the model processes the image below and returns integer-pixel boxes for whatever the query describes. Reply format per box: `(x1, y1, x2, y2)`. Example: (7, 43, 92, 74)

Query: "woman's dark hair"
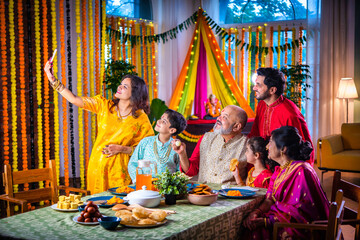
(271, 126, 313, 161)
(109, 75, 150, 117)
(248, 137, 278, 172)
(164, 109, 187, 136)
(256, 68, 285, 96)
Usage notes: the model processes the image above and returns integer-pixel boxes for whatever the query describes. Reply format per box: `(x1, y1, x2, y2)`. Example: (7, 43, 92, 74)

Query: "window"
(219, 0, 307, 24)
(106, 0, 153, 20)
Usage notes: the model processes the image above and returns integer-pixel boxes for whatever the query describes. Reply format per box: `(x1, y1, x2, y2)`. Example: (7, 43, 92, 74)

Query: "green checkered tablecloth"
(0, 185, 265, 240)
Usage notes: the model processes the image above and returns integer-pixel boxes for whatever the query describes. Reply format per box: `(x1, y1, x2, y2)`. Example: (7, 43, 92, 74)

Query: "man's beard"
(213, 122, 235, 135)
(255, 89, 271, 101)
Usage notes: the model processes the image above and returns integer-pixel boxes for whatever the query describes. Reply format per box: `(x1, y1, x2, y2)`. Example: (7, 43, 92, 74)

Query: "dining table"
(0, 184, 266, 240)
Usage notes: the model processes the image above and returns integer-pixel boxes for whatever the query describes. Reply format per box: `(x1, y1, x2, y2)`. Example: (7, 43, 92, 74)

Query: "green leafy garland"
(106, 9, 308, 55)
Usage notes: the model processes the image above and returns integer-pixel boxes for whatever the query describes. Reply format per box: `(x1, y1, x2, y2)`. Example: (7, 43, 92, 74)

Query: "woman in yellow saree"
(45, 61, 154, 194)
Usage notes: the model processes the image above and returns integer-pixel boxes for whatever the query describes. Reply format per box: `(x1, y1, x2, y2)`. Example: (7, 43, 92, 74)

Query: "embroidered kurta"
(82, 95, 154, 194)
(128, 134, 180, 183)
(246, 167, 273, 188)
(181, 132, 248, 184)
(248, 96, 314, 165)
(247, 161, 330, 239)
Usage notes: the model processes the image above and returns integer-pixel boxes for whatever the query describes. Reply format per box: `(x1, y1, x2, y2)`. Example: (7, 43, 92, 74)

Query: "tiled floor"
(314, 165, 360, 240)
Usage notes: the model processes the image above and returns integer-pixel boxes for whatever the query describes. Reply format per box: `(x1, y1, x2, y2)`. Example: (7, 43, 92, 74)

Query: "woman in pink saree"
(243, 126, 329, 239)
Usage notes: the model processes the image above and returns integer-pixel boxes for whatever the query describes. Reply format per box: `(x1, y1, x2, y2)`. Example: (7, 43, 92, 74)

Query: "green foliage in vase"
(154, 168, 190, 195)
(280, 64, 312, 109)
(104, 59, 137, 94)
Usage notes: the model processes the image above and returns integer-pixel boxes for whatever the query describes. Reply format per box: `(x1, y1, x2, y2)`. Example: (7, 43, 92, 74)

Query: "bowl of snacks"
(187, 184, 218, 206)
(98, 216, 121, 230)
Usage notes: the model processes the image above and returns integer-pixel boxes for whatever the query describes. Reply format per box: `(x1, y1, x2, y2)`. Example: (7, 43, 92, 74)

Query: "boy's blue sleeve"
(128, 137, 147, 183)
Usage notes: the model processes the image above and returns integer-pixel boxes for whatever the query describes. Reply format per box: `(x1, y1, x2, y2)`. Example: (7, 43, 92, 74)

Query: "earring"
(280, 151, 284, 157)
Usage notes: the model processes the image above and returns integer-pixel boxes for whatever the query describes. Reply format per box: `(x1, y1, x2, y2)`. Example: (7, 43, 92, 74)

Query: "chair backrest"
(3, 160, 59, 205)
(331, 170, 360, 239)
(341, 123, 360, 150)
(326, 189, 345, 240)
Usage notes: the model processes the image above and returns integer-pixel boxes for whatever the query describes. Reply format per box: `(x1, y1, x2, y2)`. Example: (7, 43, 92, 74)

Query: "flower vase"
(164, 194, 177, 205)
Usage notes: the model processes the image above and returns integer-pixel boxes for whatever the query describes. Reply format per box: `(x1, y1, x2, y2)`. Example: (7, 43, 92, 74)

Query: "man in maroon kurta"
(248, 68, 314, 165)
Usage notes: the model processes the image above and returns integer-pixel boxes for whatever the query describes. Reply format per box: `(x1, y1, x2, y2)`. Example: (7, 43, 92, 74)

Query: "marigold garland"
(178, 129, 214, 143)
(136, 23, 142, 77)
(9, 0, 19, 189)
(42, 0, 50, 188)
(51, 0, 60, 185)
(34, 0, 45, 204)
(18, 0, 28, 184)
(121, 19, 125, 60)
(247, 27, 252, 104)
(147, 24, 152, 100)
(227, 29, 231, 69)
(292, 27, 296, 65)
(299, 26, 303, 64)
(83, 0, 90, 174)
(59, 0, 69, 189)
(255, 26, 259, 71)
(111, 17, 116, 59)
(284, 28, 288, 66)
(100, 0, 106, 97)
(0, 0, 10, 165)
(240, 28, 245, 93)
(261, 24, 266, 67)
(76, 0, 85, 188)
(151, 25, 157, 98)
(89, 0, 96, 144)
(127, 20, 132, 63)
(269, 26, 273, 68)
(234, 29, 238, 85)
(142, 22, 147, 83)
(95, 0, 101, 96)
(277, 25, 281, 69)
(131, 20, 136, 71)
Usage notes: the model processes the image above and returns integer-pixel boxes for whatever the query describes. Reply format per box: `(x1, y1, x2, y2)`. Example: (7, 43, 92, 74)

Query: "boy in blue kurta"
(128, 109, 187, 183)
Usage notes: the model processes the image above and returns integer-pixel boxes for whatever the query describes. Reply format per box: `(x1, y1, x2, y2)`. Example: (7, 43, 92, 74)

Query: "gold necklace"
(153, 140, 172, 164)
(116, 107, 132, 119)
(271, 160, 293, 202)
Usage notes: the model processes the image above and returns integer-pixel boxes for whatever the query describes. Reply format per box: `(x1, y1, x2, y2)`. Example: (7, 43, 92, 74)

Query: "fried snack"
(120, 215, 138, 225)
(115, 210, 132, 217)
(132, 206, 150, 219)
(106, 196, 124, 205)
(229, 158, 239, 172)
(188, 184, 213, 195)
(138, 218, 158, 225)
(115, 186, 135, 194)
(227, 190, 243, 196)
(112, 204, 128, 211)
(149, 210, 167, 222)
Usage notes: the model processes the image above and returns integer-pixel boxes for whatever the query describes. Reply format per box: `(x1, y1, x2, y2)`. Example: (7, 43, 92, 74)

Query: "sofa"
(317, 123, 360, 181)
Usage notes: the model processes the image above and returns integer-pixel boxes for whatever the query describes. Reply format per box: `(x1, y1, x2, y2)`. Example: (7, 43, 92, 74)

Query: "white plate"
(122, 219, 168, 228)
(72, 215, 104, 225)
(51, 204, 78, 212)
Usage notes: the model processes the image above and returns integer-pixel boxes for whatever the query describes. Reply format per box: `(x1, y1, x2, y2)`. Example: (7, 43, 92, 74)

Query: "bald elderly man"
(172, 105, 248, 185)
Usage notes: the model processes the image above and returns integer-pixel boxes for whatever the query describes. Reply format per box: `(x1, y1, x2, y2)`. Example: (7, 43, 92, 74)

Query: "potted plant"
(104, 59, 137, 95)
(153, 168, 190, 205)
(280, 64, 312, 109)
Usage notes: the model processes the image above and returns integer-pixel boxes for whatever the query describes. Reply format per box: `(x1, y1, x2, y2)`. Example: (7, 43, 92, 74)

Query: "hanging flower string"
(0, 0, 10, 165)
(151, 24, 157, 98)
(76, 0, 85, 188)
(147, 25, 152, 99)
(277, 25, 281, 69)
(34, 0, 44, 195)
(88, 0, 96, 144)
(59, 0, 69, 190)
(291, 27, 296, 65)
(51, 0, 60, 185)
(42, 0, 50, 191)
(178, 129, 214, 143)
(136, 23, 142, 77)
(18, 0, 28, 184)
(269, 26, 273, 68)
(247, 26, 252, 105)
(240, 28, 245, 93)
(95, 0, 101, 96)
(83, 0, 90, 174)
(9, 0, 19, 192)
(100, 0, 106, 97)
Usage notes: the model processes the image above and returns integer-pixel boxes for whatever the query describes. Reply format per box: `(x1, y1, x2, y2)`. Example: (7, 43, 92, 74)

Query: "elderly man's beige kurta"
(196, 132, 248, 184)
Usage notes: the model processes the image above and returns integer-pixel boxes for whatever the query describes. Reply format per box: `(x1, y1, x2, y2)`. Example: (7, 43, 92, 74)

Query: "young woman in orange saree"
(45, 61, 154, 194)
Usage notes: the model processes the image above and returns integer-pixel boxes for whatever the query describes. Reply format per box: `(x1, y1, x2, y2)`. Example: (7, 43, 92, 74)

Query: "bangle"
(129, 146, 134, 155)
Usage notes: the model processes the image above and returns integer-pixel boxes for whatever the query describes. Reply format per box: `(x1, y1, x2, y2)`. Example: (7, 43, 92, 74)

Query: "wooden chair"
(0, 160, 90, 217)
(273, 189, 345, 240)
(331, 170, 360, 240)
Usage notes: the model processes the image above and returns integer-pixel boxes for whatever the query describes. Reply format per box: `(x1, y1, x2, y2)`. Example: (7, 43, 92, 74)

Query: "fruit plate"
(50, 204, 79, 212)
(72, 215, 106, 225)
(86, 196, 127, 208)
(218, 188, 256, 199)
(108, 185, 136, 196)
(122, 219, 168, 228)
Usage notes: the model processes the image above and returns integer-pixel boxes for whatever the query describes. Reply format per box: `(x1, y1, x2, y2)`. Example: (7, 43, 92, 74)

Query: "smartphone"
(49, 49, 57, 63)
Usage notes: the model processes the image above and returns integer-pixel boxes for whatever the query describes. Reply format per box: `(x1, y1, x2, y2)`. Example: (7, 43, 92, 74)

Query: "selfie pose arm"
(44, 60, 84, 108)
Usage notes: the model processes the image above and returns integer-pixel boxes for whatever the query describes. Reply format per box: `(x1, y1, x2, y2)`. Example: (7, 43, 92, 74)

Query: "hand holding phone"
(49, 49, 57, 63)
